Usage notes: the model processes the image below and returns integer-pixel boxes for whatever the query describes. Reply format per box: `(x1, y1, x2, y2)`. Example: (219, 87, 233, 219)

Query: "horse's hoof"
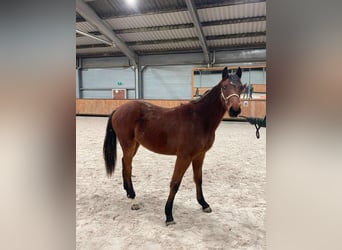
(131, 203, 140, 210)
(165, 220, 176, 226)
(203, 207, 212, 213)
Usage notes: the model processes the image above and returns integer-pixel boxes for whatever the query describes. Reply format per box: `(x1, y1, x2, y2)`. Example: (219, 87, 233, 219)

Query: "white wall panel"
(143, 65, 193, 99)
(81, 68, 135, 98)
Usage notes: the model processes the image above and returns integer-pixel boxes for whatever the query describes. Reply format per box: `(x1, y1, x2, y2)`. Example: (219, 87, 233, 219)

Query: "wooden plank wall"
(76, 99, 266, 119)
(251, 84, 266, 93)
(238, 99, 266, 119)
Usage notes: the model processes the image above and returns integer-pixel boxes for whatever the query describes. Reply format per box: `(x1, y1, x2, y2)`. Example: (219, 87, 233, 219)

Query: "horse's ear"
(222, 67, 228, 79)
(236, 67, 242, 78)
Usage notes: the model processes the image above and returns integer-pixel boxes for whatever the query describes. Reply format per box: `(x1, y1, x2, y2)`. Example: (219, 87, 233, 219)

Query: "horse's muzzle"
(228, 106, 241, 117)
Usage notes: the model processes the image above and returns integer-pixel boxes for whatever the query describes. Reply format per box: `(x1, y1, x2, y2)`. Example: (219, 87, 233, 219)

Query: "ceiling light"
(126, 0, 136, 7)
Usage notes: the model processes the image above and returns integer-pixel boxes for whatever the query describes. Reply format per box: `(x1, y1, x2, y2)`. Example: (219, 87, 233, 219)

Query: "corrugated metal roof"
(76, 35, 110, 45)
(76, 1, 266, 57)
(77, 37, 101, 46)
(76, 47, 121, 55)
(132, 41, 201, 52)
(203, 21, 266, 36)
(87, 0, 188, 19)
(106, 11, 191, 30)
(198, 2, 266, 21)
(117, 28, 197, 42)
(208, 36, 266, 47)
(76, 22, 97, 32)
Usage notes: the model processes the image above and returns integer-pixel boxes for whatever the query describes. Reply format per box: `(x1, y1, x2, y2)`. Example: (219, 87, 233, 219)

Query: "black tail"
(103, 111, 117, 177)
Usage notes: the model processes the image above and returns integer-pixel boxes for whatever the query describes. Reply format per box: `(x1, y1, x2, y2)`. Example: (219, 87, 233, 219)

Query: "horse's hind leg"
(192, 153, 212, 213)
(122, 141, 140, 210)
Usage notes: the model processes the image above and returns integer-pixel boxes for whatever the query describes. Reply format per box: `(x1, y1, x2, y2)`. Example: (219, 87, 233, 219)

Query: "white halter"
(221, 89, 240, 104)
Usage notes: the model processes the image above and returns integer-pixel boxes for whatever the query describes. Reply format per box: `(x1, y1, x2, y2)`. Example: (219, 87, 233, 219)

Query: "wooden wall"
(251, 84, 266, 93)
(76, 99, 266, 119)
(238, 99, 266, 119)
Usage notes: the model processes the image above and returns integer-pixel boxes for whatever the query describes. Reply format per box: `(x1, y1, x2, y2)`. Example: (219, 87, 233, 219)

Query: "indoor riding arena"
(76, 0, 266, 249)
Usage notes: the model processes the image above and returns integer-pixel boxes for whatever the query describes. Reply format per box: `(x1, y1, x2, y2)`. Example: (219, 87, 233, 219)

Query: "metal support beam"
(201, 16, 266, 27)
(77, 42, 265, 57)
(140, 66, 147, 99)
(76, 0, 138, 66)
(76, 29, 113, 46)
(79, 32, 263, 47)
(134, 66, 139, 99)
(132, 62, 145, 99)
(76, 58, 82, 98)
(206, 31, 266, 40)
(132, 57, 143, 99)
(76, 69, 81, 98)
(185, 0, 210, 64)
(114, 23, 194, 34)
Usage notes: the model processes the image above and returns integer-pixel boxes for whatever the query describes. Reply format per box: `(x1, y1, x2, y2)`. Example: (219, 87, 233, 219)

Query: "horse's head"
(220, 67, 246, 117)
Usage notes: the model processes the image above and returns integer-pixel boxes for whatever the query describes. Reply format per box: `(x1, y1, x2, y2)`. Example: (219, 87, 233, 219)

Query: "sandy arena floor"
(76, 116, 266, 249)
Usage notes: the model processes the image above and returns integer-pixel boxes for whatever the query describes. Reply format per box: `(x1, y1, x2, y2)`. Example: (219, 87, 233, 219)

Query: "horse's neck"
(195, 85, 226, 131)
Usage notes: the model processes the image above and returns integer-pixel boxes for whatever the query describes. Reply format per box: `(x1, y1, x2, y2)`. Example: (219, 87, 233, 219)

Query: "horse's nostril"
(228, 107, 241, 117)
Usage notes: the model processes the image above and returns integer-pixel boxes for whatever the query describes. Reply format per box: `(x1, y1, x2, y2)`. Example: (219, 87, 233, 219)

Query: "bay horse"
(103, 67, 245, 225)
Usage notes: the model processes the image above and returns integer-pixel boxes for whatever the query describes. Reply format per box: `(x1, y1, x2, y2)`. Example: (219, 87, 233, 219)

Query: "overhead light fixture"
(126, 0, 136, 7)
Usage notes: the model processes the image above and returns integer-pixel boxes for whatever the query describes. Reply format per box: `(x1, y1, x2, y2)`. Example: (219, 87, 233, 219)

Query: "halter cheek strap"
(221, 89, 240, 104)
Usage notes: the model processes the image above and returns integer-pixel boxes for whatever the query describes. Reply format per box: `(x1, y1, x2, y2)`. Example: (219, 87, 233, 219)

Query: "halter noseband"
(221, 88, 240, 105)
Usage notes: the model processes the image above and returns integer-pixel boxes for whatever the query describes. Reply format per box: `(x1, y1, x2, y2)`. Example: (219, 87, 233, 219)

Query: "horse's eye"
(222, 86, 227, 90)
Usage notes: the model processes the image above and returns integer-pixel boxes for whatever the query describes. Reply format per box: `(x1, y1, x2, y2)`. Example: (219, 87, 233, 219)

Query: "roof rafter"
(76, 42, 266, 57)
(202, 15, 266, 26)
(185, 0, 210, 64)
(114, 24, 194, 34)
(134, 42, 266, 53)
(206, 31, 266, 40)
(76, 0, 138, 65)
(77, 31, 266, 48)
(76, 29, 113, 46)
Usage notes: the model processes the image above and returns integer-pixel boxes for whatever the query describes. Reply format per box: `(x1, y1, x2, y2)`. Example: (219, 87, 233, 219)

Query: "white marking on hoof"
(130, 199, 140, 210)
(166, 220, 176, 226)
(203, 207, 212, 213)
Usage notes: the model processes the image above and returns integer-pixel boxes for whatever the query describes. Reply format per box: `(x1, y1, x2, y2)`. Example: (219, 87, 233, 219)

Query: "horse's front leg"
(165, 156, 192, 225)
(192, 153, 212, 213)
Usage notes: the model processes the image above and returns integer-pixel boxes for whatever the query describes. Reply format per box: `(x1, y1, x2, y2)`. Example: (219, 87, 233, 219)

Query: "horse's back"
(112, 100, 170, 122)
